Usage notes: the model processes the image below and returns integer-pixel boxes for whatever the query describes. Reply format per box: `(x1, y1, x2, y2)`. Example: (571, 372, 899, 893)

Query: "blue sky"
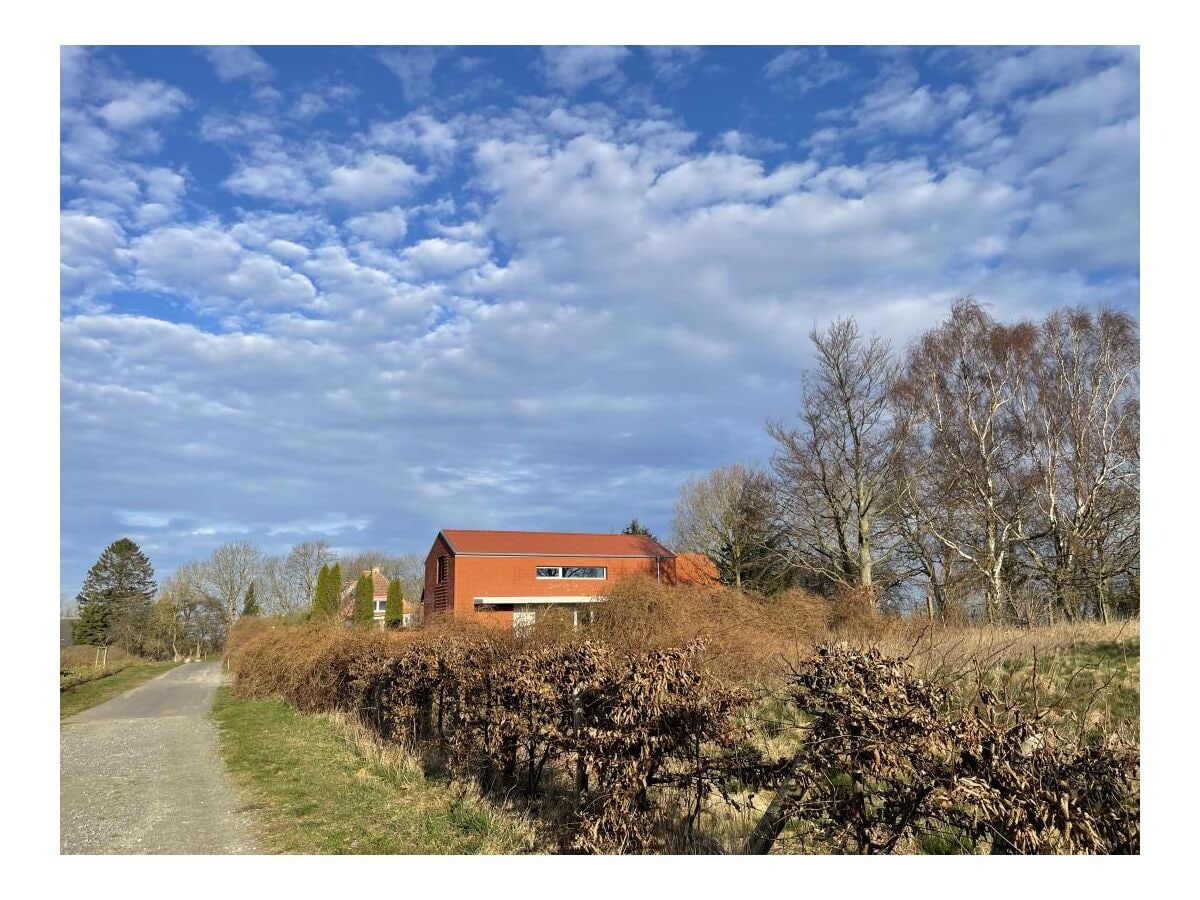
(60, 45, 1140, 596)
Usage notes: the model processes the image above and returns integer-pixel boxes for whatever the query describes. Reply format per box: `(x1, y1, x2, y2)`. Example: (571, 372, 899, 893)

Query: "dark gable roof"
(440, 529, 674, 558)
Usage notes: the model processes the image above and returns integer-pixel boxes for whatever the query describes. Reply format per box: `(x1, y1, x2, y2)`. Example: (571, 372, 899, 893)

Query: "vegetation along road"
(60, 661, 258, 854)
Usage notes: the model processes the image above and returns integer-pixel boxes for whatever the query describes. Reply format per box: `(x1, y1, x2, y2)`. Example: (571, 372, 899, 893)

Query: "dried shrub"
(585, 574, 829, 680)
(226, 618, 754, 853)
(224, 612, 1138, 855)
(757, 644, 1139, 854)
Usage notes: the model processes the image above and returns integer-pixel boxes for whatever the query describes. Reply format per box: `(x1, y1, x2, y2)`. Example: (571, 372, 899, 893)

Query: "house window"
(374, 599, 387, 615)
(563, 566, 606, 579)
(536, 566, 606, 579)
(437, 555, 448, 584)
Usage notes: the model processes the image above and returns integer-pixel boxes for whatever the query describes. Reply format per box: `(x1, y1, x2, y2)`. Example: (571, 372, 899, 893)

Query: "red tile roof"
(441, 529, 674, 558)
(675, 552, 721, 585)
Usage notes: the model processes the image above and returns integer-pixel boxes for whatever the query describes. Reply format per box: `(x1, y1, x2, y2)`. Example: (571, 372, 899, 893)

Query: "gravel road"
(61, 661, 259, 854)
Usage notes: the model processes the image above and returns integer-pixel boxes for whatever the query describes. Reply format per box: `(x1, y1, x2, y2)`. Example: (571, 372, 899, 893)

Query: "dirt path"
(61, 661, 259, 854)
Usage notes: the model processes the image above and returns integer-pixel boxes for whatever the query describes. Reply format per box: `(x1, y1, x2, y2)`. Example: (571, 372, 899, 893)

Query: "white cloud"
(401, 238, 490, 275)
(369, 114, 457, 161)
(131, 224, 317, 308)
(975, 46, 1132, 103)
(344, 207, 409, 245)
(541, 46, 630, 92)
(225, 158, 316, 205)
(644, 47, 702, 86)
(202, 46, 275, 82)
(378, 48, 441, 101)
(851, 77, 971, 135)
(321, 153, 423, 210)
(198, 112, 276, 144)
(292, 92, 330, 119)
(763, 48, 852, 93)
(97, 80, 188, 130)
(61, 212, 128, 297)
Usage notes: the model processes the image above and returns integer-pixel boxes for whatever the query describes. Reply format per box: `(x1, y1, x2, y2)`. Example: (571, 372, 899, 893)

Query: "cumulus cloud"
(763, 47, 852, 93)
(851, 75, 971, 134)
(344, 206, 409, 245)
(61, 212, 129, 298)
(379, 48, 441, 101)
(97, 80, 189, 129)
(202, 46, 275, 82)
(321, 153, 423, 210)
(541, 46, 630, 92)
(131, 224, 317, 308)
(400, 238, 490, 275)
(369, 114, 457, 161)
(644, 47, 702, 86)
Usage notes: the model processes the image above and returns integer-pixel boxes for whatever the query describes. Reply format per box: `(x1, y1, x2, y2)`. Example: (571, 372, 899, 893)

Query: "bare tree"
(203, 541, 262, 631)
(768, 318, 906, 604)
(894, 300, 1040, 624)
(392, 551, 426, 606)
(1019, 307, 1140, 621)
(284, 540, 336, 614)
(671, 463, 789, 592)
(257, 554, 291, 617)
(163, 561, 225, 656)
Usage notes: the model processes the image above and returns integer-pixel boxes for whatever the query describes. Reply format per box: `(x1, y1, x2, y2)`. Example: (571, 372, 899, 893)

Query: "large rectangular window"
(437, 555, 448, 584)
(536, 565, 606, 579)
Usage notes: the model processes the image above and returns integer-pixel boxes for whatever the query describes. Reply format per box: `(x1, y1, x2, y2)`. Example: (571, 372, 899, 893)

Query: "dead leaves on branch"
(774, 643, 1139, 854)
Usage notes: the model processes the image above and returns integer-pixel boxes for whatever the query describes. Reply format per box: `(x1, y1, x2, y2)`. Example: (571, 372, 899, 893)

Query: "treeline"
(70, 536, 425, 656)
(672, 300, 1139, 625)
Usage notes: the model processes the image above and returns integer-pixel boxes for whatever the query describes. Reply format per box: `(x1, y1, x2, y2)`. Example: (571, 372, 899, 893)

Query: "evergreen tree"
(384, 579, 404, 628)
(312, 564, 330, 617)
(353, 573, 374, 626)
(325, 563, 343, 619)
(72, 538, 157, 647)
(241, 583, 262, 617)
(621, 517, 658, 540)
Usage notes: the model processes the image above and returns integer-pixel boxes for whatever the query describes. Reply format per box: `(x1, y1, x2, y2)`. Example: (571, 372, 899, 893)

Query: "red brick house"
(422, 529, 676, 628)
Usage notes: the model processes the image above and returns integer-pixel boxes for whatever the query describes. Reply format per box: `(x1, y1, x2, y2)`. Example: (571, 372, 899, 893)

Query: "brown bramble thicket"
(224, 577, 1139, 854)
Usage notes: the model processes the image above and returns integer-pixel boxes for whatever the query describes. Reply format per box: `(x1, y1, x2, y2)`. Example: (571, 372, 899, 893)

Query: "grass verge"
(210, 687, 541, 854)
(60, 660, 182, 721)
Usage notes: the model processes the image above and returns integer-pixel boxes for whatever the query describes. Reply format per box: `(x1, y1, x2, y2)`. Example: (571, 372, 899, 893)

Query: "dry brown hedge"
(223, 582, 1139, 855)
(225, 617, 754, 853)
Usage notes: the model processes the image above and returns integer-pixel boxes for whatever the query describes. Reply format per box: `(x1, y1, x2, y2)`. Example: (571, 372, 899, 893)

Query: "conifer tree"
(353, 573, 374, 627)
(621, 517, 659, 541)
(241, 583, 262, 617)
(384, 579, 404, 628)
(325, 563, 343, 619)
(72, 538, 157, 647)
(311, 564, 329, 617)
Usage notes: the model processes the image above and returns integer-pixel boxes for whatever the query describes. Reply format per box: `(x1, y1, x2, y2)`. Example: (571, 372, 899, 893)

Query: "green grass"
(210, 688, 541, 854)
(987, 636, 1140, 741)
(60, 660, 183, 720)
